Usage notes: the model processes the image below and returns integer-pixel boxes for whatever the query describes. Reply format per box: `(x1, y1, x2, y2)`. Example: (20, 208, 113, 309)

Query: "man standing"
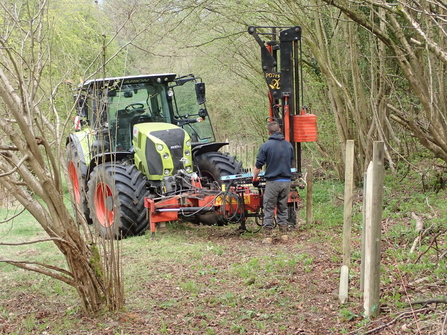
(252, 121, 294, 244)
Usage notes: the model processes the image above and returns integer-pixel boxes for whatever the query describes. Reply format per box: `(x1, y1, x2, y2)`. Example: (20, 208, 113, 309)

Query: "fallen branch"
(349, 307, 429, 335)
(414, 231, 443, 263)
(409, 235, 420, 254)
(407, 298, 447, 307)
(411, 212, 424, 232)
(439, 251, 447, 262)
(409, 222, 434, 254)
(442, 310, 447, 335)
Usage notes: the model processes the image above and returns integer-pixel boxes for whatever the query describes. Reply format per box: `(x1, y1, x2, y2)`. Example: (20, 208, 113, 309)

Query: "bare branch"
(0, 154, 28, 177)
(0, 145, 19, 150)
(0, 236, 75, 248)
(0, 207, 26, 223)
(0, 259, 75, 286)
(396, 2, 447, 64)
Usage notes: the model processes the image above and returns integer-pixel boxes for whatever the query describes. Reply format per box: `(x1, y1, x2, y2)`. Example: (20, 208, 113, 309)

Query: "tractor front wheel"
(66, 142, 91, 224)
(195, 151, 242, 188)
(87, 162, 150, 238)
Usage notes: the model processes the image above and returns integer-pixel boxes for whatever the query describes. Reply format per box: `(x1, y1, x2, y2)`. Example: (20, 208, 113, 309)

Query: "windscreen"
(107, 83, 171, 122)
(104, 83, 171, 151)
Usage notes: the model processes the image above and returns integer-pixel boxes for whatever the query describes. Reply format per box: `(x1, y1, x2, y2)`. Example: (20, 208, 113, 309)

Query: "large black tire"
(195, 152, 242, 188)
(194, 152, 242, 225)
(87, 162, 150, 239)
(66, 142, 92, 224)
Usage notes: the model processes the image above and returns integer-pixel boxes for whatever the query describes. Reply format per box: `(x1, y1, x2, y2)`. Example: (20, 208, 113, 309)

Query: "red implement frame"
(144, 185, 265, 234)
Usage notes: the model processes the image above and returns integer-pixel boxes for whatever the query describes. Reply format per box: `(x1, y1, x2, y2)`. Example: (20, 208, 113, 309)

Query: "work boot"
(262, 227, 273, 244)
(279, 224, 288, 242)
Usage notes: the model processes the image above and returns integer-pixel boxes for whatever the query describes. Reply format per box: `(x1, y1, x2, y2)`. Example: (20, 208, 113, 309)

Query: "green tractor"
(66, 74, 242, 238)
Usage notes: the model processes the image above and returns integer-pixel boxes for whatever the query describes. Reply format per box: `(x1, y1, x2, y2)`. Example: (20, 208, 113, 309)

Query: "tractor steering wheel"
(124, 103, 145, 114)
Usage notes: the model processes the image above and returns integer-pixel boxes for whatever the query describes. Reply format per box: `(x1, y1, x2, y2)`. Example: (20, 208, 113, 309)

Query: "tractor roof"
(81, 73, 177, 89)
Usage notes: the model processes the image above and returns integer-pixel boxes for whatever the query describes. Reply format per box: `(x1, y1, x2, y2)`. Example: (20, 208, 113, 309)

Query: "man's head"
(267, 121, 281, 134)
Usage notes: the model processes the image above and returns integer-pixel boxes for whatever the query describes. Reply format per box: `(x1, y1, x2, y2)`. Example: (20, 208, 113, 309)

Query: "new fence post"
(360, 171, 367, 291)
(306, 165, 313, 226)
(363, 141, 384, 317)
(342, 140, 355, 266)
(339, 140, 354, 303)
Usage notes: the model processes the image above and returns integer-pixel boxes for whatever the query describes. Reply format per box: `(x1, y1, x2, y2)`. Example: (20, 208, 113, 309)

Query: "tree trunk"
(0, 0, 123, 314)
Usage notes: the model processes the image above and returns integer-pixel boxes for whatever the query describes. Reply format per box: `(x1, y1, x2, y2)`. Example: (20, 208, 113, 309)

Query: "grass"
(0, 167, 446, 333)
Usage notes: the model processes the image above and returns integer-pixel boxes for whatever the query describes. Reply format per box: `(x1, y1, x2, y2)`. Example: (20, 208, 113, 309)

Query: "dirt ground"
(0, 222, 445, 334)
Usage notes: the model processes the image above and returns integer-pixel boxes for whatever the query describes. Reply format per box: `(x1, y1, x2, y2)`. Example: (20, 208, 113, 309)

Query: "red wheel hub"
(94, 182, 114, 227)
(68, 162, 81, 204)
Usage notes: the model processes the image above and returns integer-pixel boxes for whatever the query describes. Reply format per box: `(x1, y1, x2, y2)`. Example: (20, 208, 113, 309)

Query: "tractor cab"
(106, 81, 173, 151)
(74, 74, 216, 155)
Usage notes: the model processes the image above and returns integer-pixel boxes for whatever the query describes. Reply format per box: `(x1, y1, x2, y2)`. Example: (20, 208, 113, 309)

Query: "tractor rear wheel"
(87, 162, 150, 239)
(194, 151, 242, 225)
(66, 142, 91, 224)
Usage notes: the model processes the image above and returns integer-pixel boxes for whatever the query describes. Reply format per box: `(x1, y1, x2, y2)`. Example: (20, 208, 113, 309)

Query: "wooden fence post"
(342, 140, 355, 267)
(306, 165, 313, 226)
(360, 171, 367, 291)
(363, 141, 384, 317)
(339, 140, 354, 303)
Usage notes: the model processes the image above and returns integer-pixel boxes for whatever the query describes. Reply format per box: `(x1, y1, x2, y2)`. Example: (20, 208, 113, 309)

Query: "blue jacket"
(255, 132, 294, 181)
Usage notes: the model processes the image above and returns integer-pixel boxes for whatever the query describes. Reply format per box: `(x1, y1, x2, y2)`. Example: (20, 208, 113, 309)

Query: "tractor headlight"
(163, 153, 169, 159)
(185, 166, 192, 172)
(157, 144, 163, 151)
(164, 169, 170, 175)
(185, 150, 191, 156)
(186, 140, 191, 147)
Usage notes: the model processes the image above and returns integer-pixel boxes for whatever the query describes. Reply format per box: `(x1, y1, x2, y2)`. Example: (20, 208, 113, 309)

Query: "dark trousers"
(263, 180, 291, 229)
